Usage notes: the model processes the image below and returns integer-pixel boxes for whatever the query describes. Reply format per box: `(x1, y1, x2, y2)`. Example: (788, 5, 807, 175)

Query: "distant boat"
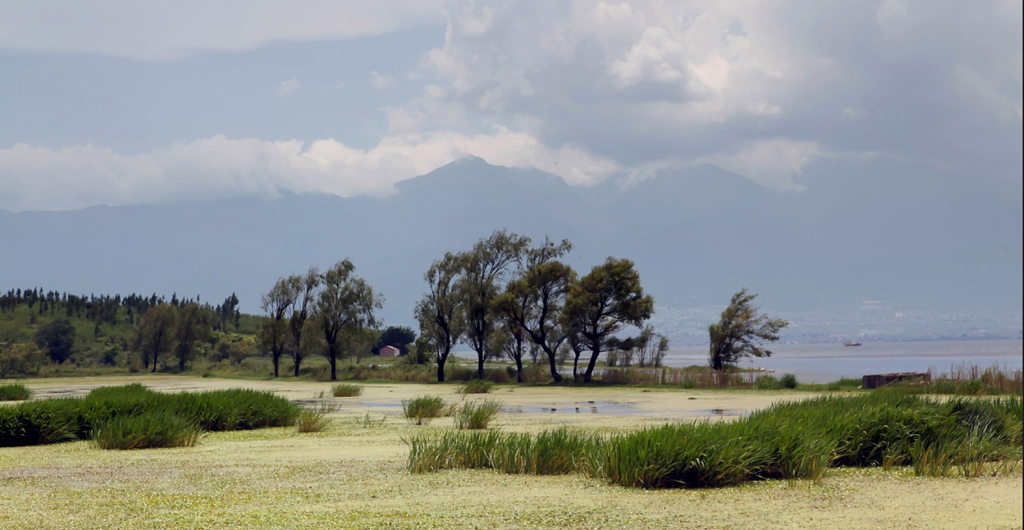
(844, 341, 863, 347)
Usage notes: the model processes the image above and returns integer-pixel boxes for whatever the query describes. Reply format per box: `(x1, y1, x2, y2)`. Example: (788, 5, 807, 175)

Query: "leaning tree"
(708, 288, 788, 371)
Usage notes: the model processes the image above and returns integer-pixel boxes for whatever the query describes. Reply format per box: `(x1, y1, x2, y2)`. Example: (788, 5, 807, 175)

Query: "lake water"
(662, 339, 1023, 383)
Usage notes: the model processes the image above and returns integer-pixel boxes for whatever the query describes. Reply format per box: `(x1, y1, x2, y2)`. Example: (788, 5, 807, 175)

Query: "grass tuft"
(458, 380, 494, 394)
(0, 383, 31, 401)
(296, 408, 330, 433)
(402, 395, 448, 425)
(92, 411, 202, 450)
(330, 384, 363, 397)
(453, 399, 501, 430)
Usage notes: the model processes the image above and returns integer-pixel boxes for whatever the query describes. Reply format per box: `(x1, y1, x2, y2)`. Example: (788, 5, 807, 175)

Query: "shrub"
(402, 395, 448, 425)
(331, 384, 363, 397)
(454, 400, 501, 430)
(0, 383, 31, 401)
(780, 373, 798, 389)
(458, 380, 494, 394)
(92, 411, 202, 450)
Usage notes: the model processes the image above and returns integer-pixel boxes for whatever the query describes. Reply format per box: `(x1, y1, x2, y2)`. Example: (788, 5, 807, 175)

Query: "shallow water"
(663, 338, 1023, 383)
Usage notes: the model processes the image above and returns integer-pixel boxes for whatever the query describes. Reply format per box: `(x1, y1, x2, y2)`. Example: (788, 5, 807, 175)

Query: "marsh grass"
(453, 399, 501, 430)
(330, 384, 363, 397)
(0, 384, 300, 447)
(296, 408, 330, 433)
(407, 393, 1023, 488)
(358, 412, 387, 428)
(458, 380, 494, 394)
(402, 395, 448, 425)
(92, 411, 202, 450)
(0, 383, 31, 401)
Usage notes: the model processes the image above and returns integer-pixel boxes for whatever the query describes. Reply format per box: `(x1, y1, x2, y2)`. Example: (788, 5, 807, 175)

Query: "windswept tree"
(288, 267, 320, 377)
(708, 288, 788, 371)
(459, 230, 530, 380)
(134, 304, 178, 372)
(416, 252, 465, 382)
(493, 238, 574, 383)
(313, 260, 382, 381)
(564, 257, 654, 383)
(261, 277, 297, 377)
(174, 302, 212, 371)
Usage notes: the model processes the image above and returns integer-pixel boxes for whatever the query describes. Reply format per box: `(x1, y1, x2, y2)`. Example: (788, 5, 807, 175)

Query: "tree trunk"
(583, 345, 601, 383)
(545, 348, 562, 383)
(151, 350, 158, 373)
(436, 355, 447, 382)
(329, 347, 337, 381)
(272, 351, 280, 377)
(573, 351, 581, 381)
(515, 356, 523, 383)
(477, 351, 485, 380)
(293, 356, 302, 377)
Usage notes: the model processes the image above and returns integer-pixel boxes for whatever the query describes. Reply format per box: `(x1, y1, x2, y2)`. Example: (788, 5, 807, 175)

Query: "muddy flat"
(1, 376, 1020, 529)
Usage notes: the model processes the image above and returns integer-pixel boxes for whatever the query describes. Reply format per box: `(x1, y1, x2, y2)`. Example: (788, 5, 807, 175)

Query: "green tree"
(313, 260, 382, 381)
(376, 326, 416, 355)
(708, 289, 788, 371)
(174, 302, 212, 372)
(459, 230, 530, 380)
(416, 252, 465, 382)
(134, 304, 179, 372)
(261, 277, 297, 377)
(288, 267, 320, 377)
(493, 238, 574, 383)
(0, 343, 45, 377)
(564, 257, 654, 383)
(33, 318, 76, 364)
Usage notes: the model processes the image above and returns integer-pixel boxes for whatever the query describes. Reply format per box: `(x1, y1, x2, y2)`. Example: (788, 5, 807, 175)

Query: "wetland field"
(1, 376, 1021, 529)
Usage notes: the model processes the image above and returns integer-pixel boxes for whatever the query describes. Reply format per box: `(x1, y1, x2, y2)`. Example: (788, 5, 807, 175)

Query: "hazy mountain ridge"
(1, 157, 1020, 343)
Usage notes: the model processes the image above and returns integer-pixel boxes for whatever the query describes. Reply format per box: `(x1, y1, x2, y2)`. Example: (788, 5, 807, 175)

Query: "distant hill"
(1, 156, 1020, 343)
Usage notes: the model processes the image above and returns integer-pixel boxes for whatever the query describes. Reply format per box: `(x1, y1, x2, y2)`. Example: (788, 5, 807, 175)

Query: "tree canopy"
(564, 257, 654, 382)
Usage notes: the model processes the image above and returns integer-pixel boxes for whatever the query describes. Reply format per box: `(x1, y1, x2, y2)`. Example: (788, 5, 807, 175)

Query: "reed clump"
(330, 384, 363, 397)
(92, 411, 202, 450)
(0, 383, 31, 401)
(295, 407, 330, 433)
(402, 395, 448, 425)
(406, 392, 1023, 488)
(453, 399, 501, 430)
(0, 384, 300, 448)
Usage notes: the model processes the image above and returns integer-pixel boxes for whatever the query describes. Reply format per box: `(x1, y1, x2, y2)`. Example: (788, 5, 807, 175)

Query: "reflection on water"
(501, 400, 634, 415)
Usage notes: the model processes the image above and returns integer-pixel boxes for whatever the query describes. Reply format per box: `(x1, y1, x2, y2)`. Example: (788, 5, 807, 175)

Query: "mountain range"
(2, 156, 1020, 344)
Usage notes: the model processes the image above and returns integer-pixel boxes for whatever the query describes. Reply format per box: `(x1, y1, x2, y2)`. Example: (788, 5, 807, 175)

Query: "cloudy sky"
(0, 0, 1020, 212)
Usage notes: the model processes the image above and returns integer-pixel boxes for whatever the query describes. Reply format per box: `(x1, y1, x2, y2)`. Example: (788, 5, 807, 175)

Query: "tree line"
(414, 231, 667, 383)
(3, 232, 787, 380)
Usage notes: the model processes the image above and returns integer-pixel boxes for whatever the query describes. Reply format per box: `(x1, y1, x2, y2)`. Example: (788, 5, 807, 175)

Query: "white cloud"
(0, 1, 446, 60)
(0, 131, 618, 211)
(410, 0, 1020, 186)
(275, 78, 300, 97)
(708, 139, 822, 190)
(370, 71, 397, 90)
